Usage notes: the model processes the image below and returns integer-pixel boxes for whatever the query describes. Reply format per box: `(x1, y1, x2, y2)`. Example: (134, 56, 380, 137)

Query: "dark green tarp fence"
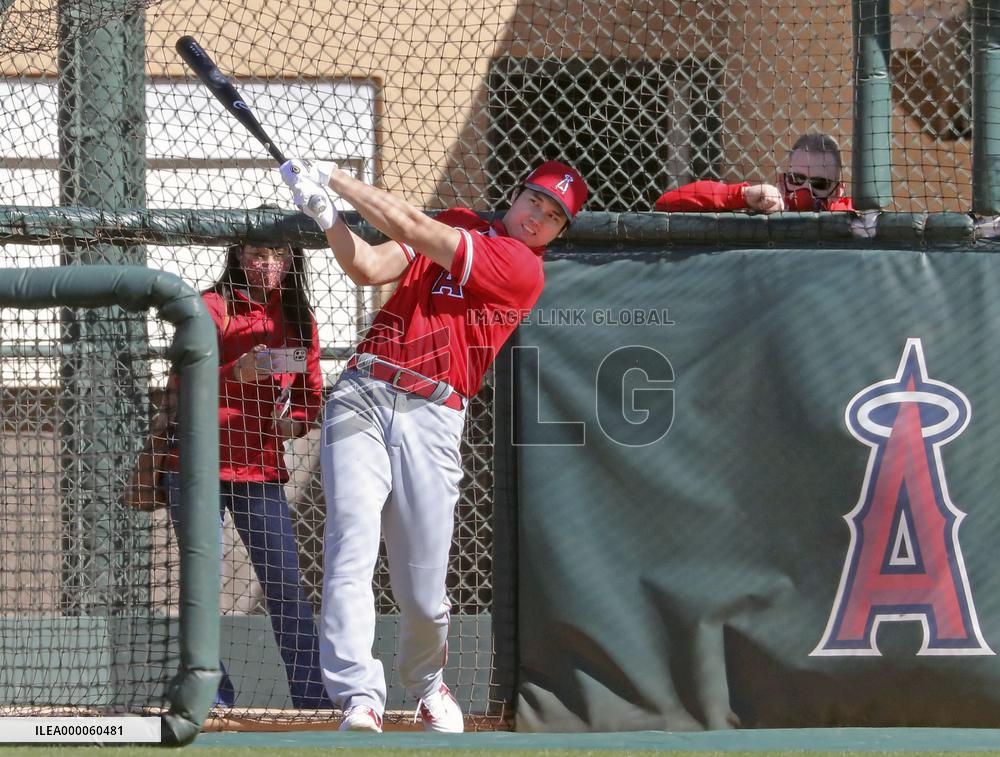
(513, 244, 1000, 731)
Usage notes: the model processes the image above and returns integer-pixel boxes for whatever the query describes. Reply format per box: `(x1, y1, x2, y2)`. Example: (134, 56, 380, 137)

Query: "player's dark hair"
(207, 242, 314, 348)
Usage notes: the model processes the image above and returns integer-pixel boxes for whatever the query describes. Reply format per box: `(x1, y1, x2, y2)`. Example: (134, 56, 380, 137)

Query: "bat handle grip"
(267, 143, 287, 165)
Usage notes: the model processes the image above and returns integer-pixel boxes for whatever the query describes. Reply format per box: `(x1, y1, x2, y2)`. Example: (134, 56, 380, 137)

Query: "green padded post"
(852, 0, 893, 210)
(0, 266, 220, 745)
(57, 0, 149, 620)
(972, 0, 1000, 215)
(58, 0, 146, 224)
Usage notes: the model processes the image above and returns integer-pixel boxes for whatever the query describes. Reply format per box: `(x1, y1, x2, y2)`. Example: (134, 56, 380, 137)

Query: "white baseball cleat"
(339, 704, 383, 733)
(416, 683, 464, 733)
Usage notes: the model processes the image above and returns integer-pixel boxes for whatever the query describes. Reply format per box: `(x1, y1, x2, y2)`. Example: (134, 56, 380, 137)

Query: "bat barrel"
(175, 35, 287, 167)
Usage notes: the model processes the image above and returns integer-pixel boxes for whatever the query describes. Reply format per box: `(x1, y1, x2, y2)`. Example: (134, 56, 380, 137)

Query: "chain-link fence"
(0, 0, 991, 731)
(0, 235, 506, 726)
(0, 1, 985, 214)
(0, 314, 179, 716)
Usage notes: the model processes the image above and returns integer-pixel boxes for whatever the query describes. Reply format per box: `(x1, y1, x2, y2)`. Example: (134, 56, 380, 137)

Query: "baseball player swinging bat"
(175, 36, 330, 216)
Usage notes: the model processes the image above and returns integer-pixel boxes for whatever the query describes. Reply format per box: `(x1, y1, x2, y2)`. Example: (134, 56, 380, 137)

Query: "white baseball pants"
(318, 369, 465, 714)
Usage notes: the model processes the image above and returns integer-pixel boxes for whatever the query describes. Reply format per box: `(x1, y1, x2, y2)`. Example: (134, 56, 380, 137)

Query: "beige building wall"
(0, 0, 977, 212)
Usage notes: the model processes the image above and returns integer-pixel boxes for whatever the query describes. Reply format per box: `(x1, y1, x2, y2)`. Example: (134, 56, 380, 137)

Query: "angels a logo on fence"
(812, 338, 993, 657)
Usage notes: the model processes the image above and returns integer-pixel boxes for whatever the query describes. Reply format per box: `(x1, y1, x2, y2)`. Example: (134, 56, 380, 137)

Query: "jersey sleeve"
(654, 181, 749, 212)
(449, 229, 542, 308)
(396, 241, 417, 263)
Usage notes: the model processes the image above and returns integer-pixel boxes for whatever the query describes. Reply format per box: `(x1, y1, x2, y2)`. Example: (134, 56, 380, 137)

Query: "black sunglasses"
(784, 172, 838, 194)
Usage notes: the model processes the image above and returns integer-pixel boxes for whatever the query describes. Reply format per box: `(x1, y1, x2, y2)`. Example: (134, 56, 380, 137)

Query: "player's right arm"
(277, 159, 411, 285)
(279, 159, 459, 285)
(322, 222, 412, 287)
(323, 166, 462, 276)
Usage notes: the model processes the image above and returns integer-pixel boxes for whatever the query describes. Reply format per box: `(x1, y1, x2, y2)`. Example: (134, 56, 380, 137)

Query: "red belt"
(348, 355, 466, 411)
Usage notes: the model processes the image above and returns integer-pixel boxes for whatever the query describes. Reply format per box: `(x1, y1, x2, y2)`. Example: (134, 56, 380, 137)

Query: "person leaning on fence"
(277, 158, 587, 733)
(654, 133, 854, 214)
(162, 240, 331, 710)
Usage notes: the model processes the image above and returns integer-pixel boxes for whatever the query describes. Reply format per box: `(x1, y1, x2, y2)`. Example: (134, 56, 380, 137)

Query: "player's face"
(503, 189, 569, 247)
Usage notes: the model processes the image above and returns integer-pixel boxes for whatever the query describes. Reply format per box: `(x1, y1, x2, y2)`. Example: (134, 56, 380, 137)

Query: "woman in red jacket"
(655, 133, 854, 214)
(165, 241, 329, 708)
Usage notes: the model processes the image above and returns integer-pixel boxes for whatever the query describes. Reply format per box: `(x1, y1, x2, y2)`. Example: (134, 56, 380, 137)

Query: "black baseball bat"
(175, 35, 287, 165)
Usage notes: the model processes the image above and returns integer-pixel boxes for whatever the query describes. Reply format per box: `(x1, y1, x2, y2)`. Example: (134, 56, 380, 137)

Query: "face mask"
(243, 258, 290, 291)
(780, 171, 839, 211)
(784, 187, 824, 211)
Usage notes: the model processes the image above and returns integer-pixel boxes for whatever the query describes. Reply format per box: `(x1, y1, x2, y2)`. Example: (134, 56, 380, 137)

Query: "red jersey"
(167, 287, 323, 482)
(654, 180, 854, 212)
(354, 207, 545, 398)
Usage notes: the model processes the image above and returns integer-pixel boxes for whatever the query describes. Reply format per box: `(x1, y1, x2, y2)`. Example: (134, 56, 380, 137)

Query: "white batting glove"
(280, 159, 306, 188)
(280, 158, 335, 189)
(307, 160, 335, 187)
(291, 178, 338, 231)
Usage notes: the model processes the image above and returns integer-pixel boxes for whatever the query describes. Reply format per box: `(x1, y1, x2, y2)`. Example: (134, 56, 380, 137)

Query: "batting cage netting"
(0, 0, 988, 733)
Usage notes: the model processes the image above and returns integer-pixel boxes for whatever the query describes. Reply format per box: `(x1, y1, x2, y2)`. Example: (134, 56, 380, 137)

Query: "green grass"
(4, 750, 1000, 756)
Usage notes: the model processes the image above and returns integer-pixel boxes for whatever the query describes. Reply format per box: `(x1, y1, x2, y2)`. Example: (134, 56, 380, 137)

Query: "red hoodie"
(167, 287, 323, 483)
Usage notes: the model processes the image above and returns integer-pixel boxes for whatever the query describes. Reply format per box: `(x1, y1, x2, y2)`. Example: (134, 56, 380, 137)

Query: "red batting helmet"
(522, 160, 588, 221)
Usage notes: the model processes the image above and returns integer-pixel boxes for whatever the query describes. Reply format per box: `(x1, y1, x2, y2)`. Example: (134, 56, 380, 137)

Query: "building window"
(487, 56, 724, 212)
